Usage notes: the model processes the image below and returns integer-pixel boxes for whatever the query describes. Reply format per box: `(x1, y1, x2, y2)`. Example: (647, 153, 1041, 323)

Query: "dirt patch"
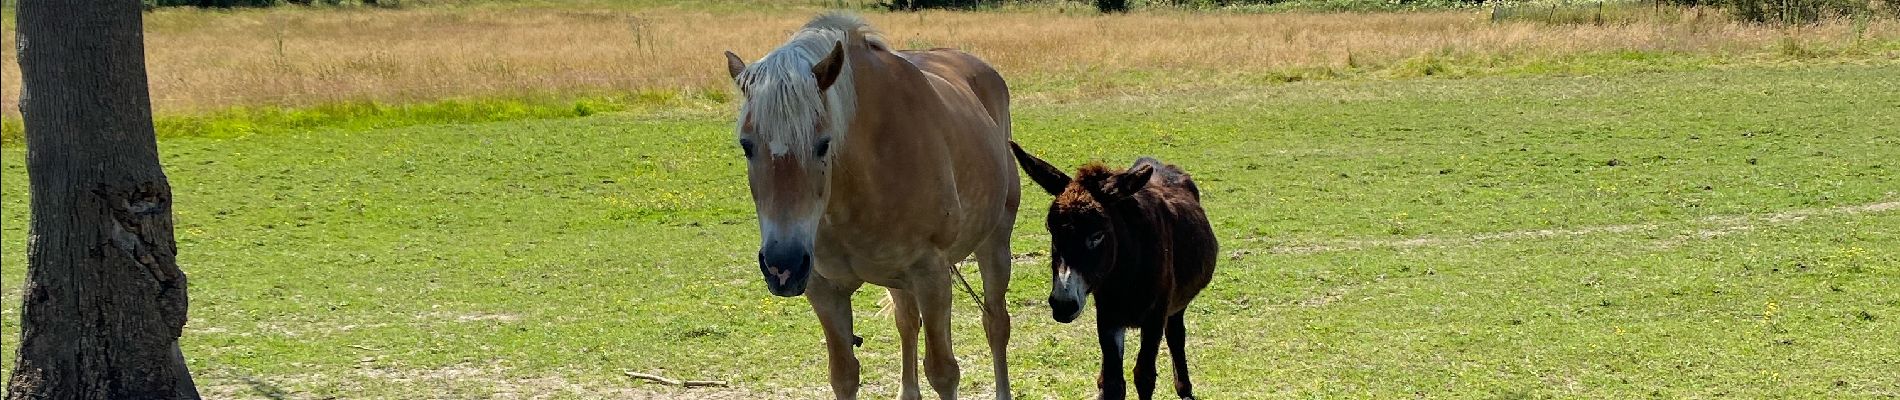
(1259, 222, 1652, 255)
(201, 364, 801, 400)
(1298, 291, 1346, 307)
(1255, 201, 1900, 254)
(416, 311, 523, 323)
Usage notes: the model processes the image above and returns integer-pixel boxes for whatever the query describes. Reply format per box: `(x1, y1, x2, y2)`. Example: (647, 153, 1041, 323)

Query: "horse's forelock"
(736, 13, 877, 157)
(737, 60, 826, 156)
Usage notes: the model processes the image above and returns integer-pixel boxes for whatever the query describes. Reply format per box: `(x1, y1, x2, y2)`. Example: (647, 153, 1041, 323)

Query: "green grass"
(0, 90, 725, 147)
(9, 37, 1895, 149)
(3, 64, 1898, 398)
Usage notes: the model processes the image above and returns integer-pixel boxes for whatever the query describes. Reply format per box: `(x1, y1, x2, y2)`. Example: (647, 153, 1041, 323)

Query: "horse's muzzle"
(758, 246, 813, 297)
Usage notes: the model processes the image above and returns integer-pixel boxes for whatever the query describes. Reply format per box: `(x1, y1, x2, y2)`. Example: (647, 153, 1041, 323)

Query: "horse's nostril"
(758, 246, 811, 290)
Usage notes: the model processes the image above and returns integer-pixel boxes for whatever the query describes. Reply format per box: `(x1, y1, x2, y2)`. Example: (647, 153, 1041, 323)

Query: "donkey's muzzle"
(758, 246, 813, 297)
(1049, 295, 1084, 323)
(1049, 267, 1089, 323)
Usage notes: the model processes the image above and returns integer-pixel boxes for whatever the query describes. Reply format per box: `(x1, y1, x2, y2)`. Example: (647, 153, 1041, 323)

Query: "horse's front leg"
(1097, 318, 1127, 400)
(888, 287, 924, 400)
(911, 261, 961, 399)
(807, 274, 864, 400)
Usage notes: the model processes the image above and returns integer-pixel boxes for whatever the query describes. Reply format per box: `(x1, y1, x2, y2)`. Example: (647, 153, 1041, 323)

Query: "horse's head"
(1008, 142, 1155, 323)
(724, 36, 854, 297)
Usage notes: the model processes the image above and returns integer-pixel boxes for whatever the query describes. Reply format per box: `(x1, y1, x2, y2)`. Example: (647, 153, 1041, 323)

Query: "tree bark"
(7, 0, 200, 399)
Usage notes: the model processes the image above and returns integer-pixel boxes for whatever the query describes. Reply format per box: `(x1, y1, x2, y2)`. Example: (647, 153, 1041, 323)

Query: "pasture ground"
(3, 1, 1897, 119)
(3, 60, 1897, 398)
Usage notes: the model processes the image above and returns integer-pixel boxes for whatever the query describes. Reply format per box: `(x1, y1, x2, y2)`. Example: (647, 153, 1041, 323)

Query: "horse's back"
(884, 48, 1018, 259)
(899, 48, 1011, 137)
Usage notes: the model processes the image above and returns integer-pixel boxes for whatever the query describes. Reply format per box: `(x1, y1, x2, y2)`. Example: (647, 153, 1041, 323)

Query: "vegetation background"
(1, 0, 1896, 398)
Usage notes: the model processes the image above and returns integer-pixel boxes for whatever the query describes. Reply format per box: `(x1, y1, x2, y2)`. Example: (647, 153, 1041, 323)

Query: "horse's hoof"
(852, 335, 864, 347)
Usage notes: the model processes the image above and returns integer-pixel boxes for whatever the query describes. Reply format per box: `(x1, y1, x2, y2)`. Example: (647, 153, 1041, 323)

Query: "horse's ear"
(724, 51, 746, 83)
(1103, 164, 1154, 201)
(1010, 141, 1070, 196)
(812, 41, 845, 92)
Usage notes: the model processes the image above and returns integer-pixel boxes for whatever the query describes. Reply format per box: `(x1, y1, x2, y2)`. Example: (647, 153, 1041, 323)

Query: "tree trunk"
(6, 0, 200, 399)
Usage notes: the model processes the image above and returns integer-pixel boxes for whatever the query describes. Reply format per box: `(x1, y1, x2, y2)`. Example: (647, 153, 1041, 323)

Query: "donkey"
(722, 13, 1020, 400)
(1009, 141, 1217, 400)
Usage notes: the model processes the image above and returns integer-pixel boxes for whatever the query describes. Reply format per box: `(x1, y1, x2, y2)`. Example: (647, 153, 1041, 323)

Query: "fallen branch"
(625, 371, 729, 388)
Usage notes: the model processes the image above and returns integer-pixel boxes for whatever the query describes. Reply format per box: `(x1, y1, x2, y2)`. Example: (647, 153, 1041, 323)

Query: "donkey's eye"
(1086, 231, 1106, 249)
(814, 137, 832, 158)
(739, 138, 756, 159)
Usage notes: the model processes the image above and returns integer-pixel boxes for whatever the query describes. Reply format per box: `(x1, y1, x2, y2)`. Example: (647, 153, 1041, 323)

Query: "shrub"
(885, 0, 990, 10)
(143, 0, 398, 8)
(1659, 0, 1881, 23)
(144, 0, 279, 7)
(1728, 0, 1865, 23)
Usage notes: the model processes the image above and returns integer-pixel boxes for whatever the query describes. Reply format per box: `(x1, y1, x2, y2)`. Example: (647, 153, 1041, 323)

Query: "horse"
(1008, 141, 1218, 400)
(722, 13, 1020, 400)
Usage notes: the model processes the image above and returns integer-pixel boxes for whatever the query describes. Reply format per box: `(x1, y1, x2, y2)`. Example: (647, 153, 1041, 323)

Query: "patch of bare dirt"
(201, 364, 801, 400)
(1254, 201, 1900, 254)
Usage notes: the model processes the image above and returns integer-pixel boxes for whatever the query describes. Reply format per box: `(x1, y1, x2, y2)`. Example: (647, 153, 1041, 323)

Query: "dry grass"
(1, 5, 1896, 115)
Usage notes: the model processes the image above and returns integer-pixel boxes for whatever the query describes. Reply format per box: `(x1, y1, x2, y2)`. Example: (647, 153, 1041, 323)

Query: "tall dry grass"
(1, 5, 1895, 115)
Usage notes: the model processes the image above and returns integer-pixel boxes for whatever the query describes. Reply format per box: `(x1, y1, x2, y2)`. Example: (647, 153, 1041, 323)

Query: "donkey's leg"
(975, 236, 1014, 400)
(912, 262, 961, 400)
(889, 287, 924, 400)
(808, 275, 864, 400)
(1165, 311, 1194, 400)
(1132, 317, 1166, 400)
(1097, 321, 1127, 400)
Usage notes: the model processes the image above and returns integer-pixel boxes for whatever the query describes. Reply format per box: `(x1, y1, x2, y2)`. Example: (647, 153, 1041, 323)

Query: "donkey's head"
(1008, 142, 1155, 323)
(724, 34, 855, 297)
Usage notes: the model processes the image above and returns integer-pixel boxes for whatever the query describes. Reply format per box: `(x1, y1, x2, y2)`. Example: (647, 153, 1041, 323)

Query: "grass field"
(2, 2, 1897, 119)
(3, 60, 1897, 398)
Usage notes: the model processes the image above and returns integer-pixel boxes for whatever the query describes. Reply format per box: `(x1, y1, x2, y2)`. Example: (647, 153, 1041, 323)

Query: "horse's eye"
(1086, 231, 1106, 249)
(814, 137, 832, 158)
(739, 138, 756, 159)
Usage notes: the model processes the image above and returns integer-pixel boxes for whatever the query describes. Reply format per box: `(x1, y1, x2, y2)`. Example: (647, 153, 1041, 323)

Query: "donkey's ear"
(724, 51, 747, 82)
(1010, 141, 1070, 196)
(1102, 164, 1154, 201)
(812, 41, 845, 92)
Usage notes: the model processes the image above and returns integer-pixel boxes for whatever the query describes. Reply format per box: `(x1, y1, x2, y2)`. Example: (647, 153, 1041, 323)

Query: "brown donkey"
(1010, 142, 1217, 400)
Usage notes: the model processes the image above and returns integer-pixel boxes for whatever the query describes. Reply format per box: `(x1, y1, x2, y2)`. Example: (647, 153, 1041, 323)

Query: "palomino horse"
(1009, 142, 1218, 400)
(722, 13, 1019, 400)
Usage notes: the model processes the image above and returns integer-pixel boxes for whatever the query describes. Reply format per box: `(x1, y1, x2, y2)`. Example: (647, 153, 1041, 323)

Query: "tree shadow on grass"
(213, 367, 291, 400)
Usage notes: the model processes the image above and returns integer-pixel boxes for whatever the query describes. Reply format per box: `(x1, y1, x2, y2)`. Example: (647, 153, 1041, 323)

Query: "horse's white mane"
(736, 12, 885, 157)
